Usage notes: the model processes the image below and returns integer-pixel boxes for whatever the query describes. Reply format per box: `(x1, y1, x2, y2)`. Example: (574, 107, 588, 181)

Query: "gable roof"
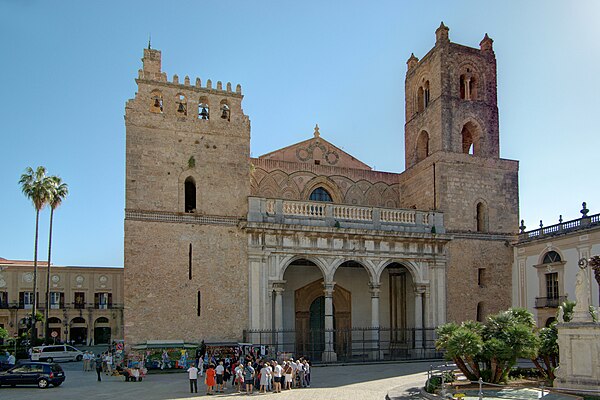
(258, 125, 372, 170)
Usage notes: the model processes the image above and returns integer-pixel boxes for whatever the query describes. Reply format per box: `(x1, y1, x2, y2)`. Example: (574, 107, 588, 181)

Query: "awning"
(131, 340, 199, 350)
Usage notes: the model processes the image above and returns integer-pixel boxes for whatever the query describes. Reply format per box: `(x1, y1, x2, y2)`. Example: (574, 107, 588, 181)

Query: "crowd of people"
(187, 355, 312, 396)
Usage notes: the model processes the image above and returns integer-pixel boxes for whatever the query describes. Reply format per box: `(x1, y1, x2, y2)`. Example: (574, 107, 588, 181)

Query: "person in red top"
(205, 364, 216, 395)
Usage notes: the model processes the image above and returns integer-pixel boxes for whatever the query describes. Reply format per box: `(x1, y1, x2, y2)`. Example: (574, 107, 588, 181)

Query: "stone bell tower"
(400, 24, 519, 323)
(124, 47, 251, 345)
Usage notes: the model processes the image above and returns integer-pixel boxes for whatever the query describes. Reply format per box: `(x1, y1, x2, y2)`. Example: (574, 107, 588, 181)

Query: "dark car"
(0, 362, 65, 388)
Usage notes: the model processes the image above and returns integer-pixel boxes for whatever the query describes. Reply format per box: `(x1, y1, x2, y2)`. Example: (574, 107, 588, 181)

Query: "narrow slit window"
(189, 243, 192, 280)
(197, 291, 201, 316)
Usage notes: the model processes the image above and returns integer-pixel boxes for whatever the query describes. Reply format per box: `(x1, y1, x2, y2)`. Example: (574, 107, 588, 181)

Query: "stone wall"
(124, 220, 248, 344)
(124, 48, 250, 345)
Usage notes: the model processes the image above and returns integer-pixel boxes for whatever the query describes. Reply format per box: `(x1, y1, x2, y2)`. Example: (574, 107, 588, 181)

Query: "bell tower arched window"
(424, 81, 430, 108)
(198, 97, 209, 120)
(176, 94, 187, 115)
(461, 122, 480, 155)
(417, 87, 424, 113)
(309, 187, 332, 202)
(150, 90, 163, 113)
(220, 99, 230, 121)
(184, 177, 196, 213)
(416, 130, 429, 162)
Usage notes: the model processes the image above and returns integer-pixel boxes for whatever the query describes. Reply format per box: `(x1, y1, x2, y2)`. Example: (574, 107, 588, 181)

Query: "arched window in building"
(424, 81, 430, 108)
(476, 202, 488, 232)
(184, 177, 196, 213)
(460, 71, 478, 100)
(96, 317, 109, 324)
(545, 317, 556, 327)
(150, 90, 163, 113)
(198, 97, 209, 120)
(416, 130, 429, 162)
(461, 122, 480, 155)
(220, 99, 230, 121)
(309, 187, 333, 202)
(417, 86, 424, 113)
(176, 94, 187, 115)
(542, 251, 561, 264)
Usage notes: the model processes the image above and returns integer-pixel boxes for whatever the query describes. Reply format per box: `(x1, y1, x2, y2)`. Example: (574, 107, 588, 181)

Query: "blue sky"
(1, 0, 599, 267)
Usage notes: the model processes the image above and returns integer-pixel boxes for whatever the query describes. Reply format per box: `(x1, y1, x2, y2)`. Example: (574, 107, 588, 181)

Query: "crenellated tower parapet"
(126, 48, 249, 133)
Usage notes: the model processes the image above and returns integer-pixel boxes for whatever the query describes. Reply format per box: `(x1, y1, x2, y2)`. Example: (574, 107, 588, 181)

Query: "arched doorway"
(94, 317, 111, 344)
(70, 317, 87, 345)
(294, 279, 351, 361)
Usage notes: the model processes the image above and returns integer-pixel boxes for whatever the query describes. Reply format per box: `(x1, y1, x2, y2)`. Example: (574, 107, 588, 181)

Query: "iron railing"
(535, 296, 567, 308)
(242, 327, 441, 363)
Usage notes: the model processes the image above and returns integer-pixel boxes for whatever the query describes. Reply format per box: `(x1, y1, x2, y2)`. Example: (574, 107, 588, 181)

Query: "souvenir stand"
(129, 340, 198, 371)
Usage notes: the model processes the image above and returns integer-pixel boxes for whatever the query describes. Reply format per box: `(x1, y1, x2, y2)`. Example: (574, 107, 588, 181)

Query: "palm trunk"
(453, 357, 477, 381)
(466, 356, 481, 378)
(31, 209, 40, 346)
(45, 207, 55, 343)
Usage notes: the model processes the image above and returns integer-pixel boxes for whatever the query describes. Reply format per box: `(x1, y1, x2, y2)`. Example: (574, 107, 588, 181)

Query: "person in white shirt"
(215, 361, 225, 392)
(272, 360, 283, 393)
(303, 360, 311, 387)
(7, 352, 16, 367)
(105, 353, 113, 375)
(266, 361, 273, 392)
(187, 363, 199, 393)
(234, 362, 244, 393)
(290, 359, 298, 387)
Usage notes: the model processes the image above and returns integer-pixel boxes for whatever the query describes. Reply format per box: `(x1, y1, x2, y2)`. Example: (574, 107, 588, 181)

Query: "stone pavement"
(0, 360, 432, 400)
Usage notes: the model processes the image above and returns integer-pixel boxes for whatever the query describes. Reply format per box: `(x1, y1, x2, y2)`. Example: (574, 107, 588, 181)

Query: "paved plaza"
(0, 361, 431, 400)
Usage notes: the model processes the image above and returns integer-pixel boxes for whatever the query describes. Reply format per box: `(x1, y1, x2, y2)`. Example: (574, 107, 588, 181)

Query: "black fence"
(243, 327, 442, 363)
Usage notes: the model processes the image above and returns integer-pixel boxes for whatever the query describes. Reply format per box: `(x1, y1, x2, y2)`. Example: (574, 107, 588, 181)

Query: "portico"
(245, 197, 449, 361)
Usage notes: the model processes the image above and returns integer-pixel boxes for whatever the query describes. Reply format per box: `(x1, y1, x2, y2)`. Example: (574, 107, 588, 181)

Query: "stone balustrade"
(248, 197, 444, 234)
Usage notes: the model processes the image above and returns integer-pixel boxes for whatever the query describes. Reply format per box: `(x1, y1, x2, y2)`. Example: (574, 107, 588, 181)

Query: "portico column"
(414, 287, 424, 350)
(271, 281, 285, 351)
(322, 282, 337, 362)
(369, 282, 381, 360)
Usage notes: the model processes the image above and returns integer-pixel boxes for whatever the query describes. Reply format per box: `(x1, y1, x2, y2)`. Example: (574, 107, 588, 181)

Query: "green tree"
(531, 324, 558, 380)
(436, 308, 539, 384)
(0, 326, 8, 340)
(44, 176, 69, 341)
(19, 166, 53, 345)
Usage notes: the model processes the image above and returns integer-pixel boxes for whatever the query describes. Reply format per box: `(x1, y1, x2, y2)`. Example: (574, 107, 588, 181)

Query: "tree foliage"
(0, 326, 8, 340)
(436, 308, 540, 384)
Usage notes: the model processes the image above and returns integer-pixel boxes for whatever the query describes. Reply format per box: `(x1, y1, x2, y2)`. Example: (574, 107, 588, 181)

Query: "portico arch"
(278, 255, 329, 281)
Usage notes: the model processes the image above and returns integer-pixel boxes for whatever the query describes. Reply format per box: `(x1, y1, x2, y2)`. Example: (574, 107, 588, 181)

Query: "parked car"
(30, 345, 83, 362)
(0, 362, 65, 388)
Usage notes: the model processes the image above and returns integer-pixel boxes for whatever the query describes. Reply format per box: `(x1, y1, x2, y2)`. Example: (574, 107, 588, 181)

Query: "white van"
(30, 345, 84, 362)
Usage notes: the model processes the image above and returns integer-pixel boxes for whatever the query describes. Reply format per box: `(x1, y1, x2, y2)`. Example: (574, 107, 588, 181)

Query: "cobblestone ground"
(0, 361, 431, 400)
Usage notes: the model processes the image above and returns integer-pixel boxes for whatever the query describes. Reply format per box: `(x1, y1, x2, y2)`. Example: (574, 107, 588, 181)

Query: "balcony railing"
(535, 296, 567, 309)
(519, 213, 599, 242)
(248, 197, 445, 234)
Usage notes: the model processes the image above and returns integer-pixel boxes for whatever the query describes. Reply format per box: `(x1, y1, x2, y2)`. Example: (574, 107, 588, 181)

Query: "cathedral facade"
(124, 24, 518, 361)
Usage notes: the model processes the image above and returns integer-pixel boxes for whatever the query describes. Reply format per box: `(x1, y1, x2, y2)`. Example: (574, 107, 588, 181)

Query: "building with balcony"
(124, 24, 519, 362)
(0, 258, 123, 345)
(512, 204, 600, 327)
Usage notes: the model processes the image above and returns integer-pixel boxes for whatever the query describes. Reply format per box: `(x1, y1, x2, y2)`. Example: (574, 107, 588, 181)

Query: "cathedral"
(123, 23, 519, 361)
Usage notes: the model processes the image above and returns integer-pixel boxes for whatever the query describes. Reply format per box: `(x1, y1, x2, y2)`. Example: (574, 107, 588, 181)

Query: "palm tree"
(19, 166, 53, 345)
(44, 176, 69, 341)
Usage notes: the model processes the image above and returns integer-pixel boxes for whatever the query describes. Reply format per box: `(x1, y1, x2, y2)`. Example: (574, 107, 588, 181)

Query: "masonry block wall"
(401, 24, 519, 322)
(124, 48, 250, 345)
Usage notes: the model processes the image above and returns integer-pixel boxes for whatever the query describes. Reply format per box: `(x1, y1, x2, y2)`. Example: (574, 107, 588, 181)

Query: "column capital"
(368, 282, 381, 297)
(322, 281, 336, 296)
(414, 284, 427, 295)
(270, 280, 286, 292)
